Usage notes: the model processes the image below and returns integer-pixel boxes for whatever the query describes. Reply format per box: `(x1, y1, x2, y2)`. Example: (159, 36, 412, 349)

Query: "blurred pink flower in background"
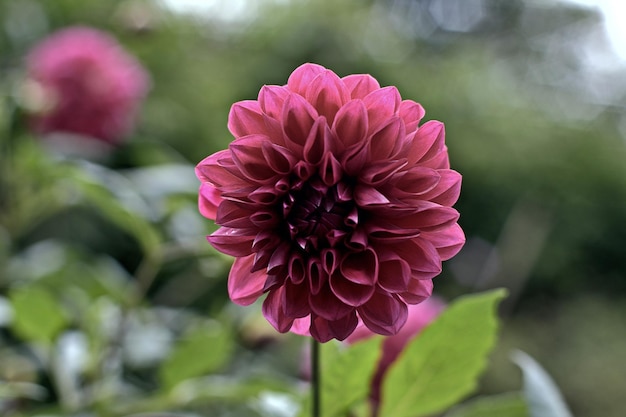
(25, 26, 150, 144)
(196, 63, 464, 342)
(347, 297, 445, 412)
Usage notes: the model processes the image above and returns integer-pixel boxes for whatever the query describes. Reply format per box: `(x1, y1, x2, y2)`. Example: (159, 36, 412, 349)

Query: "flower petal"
(198, 183, 221, 220)
(287, 63, 326, 96)
(399, 99, 425, 133)
(282, 93, 318, 149)
(310, 281, 354, 320)
(310, 312, 358, 342)
(263, 286, 295, 333)
(363, 86, 401, 133)
(331, 99, 369, 150)
(228, 255, 266, 305)
(228, 100, 266, 138)
(340, 248, 378, 285)
(305, 69, 350, 124)
(207, 227, 255, 257)
(330, 272, 376, 307)
(258, 85, 290, 118)
(405, 120, 445, 166)
(282, 280, 312, 318)
(400, 278, 433, 304)
(358, 292, 408, 336)
(342, 74, 380, 99)
(368, 116, 405, 161)
(421, 223, 466, 261)
(419, 169, 462, 206)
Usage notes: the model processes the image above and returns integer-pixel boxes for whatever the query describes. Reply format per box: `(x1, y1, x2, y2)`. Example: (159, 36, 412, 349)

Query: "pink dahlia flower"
(347, 297, 445, 411)
(196, 63, 464, 343)
(26, 26, 150, 144)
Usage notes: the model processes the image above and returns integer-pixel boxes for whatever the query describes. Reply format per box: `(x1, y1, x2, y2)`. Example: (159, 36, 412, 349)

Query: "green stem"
(311, 338, 320, 417)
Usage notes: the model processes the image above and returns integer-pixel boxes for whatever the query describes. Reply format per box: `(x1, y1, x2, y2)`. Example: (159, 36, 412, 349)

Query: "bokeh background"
(1, 0, 625, 416)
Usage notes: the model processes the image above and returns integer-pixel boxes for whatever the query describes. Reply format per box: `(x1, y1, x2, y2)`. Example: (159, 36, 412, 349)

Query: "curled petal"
(363, 86, 401, 133)
(230, 135, 278, 182)
(389, 167, 441, 199)
(287, 63, 326, 95)
(228, 101, 266, 138)
(261, 142, 297, 174)
(207, 227, 255, 257)
(228, 255, 266, 305)
(283, 280, 312, 318)
(360, 159, 407, 186)
(282, 93, 318, 149)
(358, 292, 408, 336)
(419, 169, 462, 206)
(399, 99, 425, 133)
(305, 70, 350, 124)
(310, 281, 354, 320)
(340, 248, 378, 285)
(263, 287, 295, 333)
(198, 183, 221, 220)
(354, 184, 390, 206)
(400, 278, 433, 304)
(320, 152, 343, 186)
(258, 85, 290, 118)
(196, 150, 248, 190)
(368, 117, 405, 161)
(216, 200, 256, 228)
(342, 74, 381, 99)
(331, 99, 368, 150)
(383, 202, 459, 232)
(310, 312, 359, 342)
(421, 223, 466, 261)
(303, 117, 333, 165)
(330, 272, 376, 307)
(377, 255, 411, 293)
(405, 120, 445, 166)
(391, 238, 442, 278)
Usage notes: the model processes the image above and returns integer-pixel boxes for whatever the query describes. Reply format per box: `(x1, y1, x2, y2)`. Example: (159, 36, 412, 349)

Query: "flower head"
(26, 26, 150, 143)
(196, 63, 464, 342)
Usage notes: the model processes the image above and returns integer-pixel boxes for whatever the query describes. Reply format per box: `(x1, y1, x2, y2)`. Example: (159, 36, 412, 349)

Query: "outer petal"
(198, 183, 221, 220)
(420, 223, 466, 261)
(405, 120, 445, 166)
(228, 255, 266, 305)
(305, 69, 350, 124)
(358, 292, 408, 336)
(400, 277, 434, 304)
(310, 312, 358, 342)
(287, 63, 326, 95)
(258, 85, 290, 118)
(331, 99, 369, 150)
(363, 86, 401, 134)
(419, 169, 462, 206)
(282, 93, 319, 150)
(227, 100, 267, 138)
(207, 227, 255, 257)
(263, 286, 295, 333)
(342, 74, 380, 99)
(399, 99, 425, 133)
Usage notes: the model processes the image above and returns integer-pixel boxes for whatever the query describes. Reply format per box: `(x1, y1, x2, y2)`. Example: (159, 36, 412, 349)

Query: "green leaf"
(298, 337, 382, 417)
(72, 168, 161, 254)
(511, 350, 572, 417)
(160, 322, 233, 390)
(10, 286, 68, 343)
(322, 337, 382, 417)
(444, 393, 529, 417)
(380, 289, 507, 417)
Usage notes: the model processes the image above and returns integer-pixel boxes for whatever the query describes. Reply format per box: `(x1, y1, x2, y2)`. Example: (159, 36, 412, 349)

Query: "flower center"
(283, 177, 356, 251)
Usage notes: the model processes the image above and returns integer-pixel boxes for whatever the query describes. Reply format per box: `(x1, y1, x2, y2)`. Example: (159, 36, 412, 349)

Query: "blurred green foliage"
(1, 0, 625, 416)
